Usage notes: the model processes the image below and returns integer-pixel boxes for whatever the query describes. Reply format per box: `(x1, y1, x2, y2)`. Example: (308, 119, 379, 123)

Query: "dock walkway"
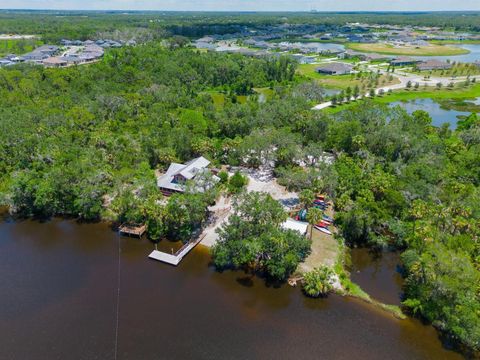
(148, 234, 205, 266)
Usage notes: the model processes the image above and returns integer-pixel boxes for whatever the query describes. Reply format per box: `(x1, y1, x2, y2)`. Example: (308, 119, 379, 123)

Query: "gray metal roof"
(315, 62, 353, 73)
(157, 157, 212, 192)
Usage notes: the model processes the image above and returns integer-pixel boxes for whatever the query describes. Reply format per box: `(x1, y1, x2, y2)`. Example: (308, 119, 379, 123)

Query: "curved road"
(313, 65, 474, 110)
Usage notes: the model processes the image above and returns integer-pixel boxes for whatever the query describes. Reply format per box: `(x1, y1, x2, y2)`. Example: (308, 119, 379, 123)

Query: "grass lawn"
(298, 227, 340, 273)
(209, 91, 225, 109)
(205, 89, 262, 109)
(345, 42, 469, 56)
(411, 64, 480, 78)
(298, 63, 400, 90)
(0, 39, 43, 56)
(374, 83, 480, 104)
(298, 203, 340, 273)
(253, 87, 275, 102)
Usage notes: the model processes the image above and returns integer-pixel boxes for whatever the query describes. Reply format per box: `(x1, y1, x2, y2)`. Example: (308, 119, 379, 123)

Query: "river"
(349, 248, 404, 306)
(0, 216, 462, 359)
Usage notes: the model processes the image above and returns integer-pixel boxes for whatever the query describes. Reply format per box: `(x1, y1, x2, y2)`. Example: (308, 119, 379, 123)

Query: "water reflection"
(390, 98, 475, 128)
(0, 217, 462, 359)
(349, 248, 404, 305)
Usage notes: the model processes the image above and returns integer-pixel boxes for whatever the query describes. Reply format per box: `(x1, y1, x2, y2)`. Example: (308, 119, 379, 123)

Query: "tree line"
(0, 40, 478, 355)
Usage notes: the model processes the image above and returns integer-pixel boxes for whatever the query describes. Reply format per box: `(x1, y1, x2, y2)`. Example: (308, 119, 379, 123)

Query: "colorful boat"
(314, 225, 332, 235)
(323, 215, 333, 222)
(316, 221, 330, 228)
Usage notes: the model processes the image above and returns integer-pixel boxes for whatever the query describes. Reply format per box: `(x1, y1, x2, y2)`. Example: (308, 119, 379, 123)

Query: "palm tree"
(306, 207, 324, 239)
(299, 189, 315, 210)
(302, 266, 335, 297)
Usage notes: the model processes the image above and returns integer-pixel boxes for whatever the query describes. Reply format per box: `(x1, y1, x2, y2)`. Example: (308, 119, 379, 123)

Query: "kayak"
(314, 225, 332, 235)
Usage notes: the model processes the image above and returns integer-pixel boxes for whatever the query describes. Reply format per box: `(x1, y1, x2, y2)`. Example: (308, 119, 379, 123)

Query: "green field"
(411, 63, 480, 77)
(345, 42, 469, 56)
(205, 90, 262, 109)
(374, 83, 480, 104)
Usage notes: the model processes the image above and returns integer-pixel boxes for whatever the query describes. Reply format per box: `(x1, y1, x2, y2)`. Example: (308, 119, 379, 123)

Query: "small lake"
(0, 216, 462, 359)
(413, 44, 480, 63)
(390, 98, 477, 129)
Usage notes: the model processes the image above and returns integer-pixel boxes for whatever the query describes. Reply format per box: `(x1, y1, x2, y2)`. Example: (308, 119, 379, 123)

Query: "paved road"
(313, 64, 474, 110)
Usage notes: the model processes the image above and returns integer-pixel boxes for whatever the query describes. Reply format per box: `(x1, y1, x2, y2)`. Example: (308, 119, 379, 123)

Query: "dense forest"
(0, 22, 479, 355)
(0, 10, 480, 41)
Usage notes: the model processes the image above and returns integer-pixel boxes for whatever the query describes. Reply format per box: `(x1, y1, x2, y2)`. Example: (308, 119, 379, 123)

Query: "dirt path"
(298, 227, 339, 272)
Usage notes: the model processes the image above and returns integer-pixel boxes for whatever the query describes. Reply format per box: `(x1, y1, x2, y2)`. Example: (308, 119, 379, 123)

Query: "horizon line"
(1, 9, 480, 13)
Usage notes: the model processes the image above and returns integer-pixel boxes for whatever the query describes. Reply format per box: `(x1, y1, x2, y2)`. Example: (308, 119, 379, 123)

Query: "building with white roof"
(281, 219, 308, 236)
(157, 156, 219, 196)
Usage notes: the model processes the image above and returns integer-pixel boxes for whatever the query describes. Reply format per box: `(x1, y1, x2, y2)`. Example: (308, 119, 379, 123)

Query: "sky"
(1, 0, 479, 11)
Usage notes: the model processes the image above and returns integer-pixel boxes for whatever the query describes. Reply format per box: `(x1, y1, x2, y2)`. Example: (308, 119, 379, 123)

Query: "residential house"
(364, 53, 392, 62)
(290, 54, 317, 64)
(43, 56, 68, 67)
(157, 156, 219, 196)
(339, 49, 365, 60)
(390, 56, 420, 67)
(21, 45, 59, 64)
(416, 59, 452, 71)
(315, 62, 353, 75)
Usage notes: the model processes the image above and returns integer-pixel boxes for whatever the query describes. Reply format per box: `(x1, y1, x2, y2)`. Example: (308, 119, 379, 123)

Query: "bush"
(228, 171, 248, 193)
(218, 170, 229, 184)
(302, 266, 335, 297)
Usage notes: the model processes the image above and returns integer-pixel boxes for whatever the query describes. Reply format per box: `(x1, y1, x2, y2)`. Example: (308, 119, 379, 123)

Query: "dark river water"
(349, 248, 404, 306)
(0, 216, 462, 360)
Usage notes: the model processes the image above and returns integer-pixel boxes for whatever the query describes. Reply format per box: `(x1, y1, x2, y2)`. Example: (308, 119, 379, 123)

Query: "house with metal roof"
(157, 156, 219, 196)
(416, 59, 452, 71)
(315, 62, 353, 75)
(390, 56, 420, 67)
(21, 45, 60, 64)
(43, 56, 68, 67)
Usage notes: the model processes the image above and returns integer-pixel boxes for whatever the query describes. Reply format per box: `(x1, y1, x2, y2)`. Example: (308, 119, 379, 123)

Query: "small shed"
(281, 219, 309, 236)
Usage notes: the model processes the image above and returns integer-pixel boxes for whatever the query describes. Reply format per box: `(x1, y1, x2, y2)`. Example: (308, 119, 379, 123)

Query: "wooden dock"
(148, 234, 205, 266)
(119, 224, 146, 237)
